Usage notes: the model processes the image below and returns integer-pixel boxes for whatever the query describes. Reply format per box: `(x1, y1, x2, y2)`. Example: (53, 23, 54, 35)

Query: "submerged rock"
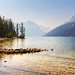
(0, 48, 48, 54)
(51, 49, 53, 51)
(4, 61, 7, 62)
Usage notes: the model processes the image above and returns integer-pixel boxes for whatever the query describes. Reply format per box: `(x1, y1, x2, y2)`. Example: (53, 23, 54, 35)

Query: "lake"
(0, 37, 75, 75)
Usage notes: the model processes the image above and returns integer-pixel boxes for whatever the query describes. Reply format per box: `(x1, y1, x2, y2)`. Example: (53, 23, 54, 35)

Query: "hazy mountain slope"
(23, 21, 46, 37)
(45, 22, 75, 36)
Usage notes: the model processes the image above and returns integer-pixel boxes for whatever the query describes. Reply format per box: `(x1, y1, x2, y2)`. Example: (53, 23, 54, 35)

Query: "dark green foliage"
(19, 23, 25, 38)
(16, 23, 19, 37)
(0, 16, 16, 38)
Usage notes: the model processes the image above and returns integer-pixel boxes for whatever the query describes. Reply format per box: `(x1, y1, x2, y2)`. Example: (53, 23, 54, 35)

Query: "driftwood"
(0, 48, 48, 54)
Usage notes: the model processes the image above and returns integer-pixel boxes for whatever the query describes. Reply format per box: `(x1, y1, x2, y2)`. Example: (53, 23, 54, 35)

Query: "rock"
(51, 49, 53, 51)
(4, 61, 7, 62)
(0, 48, 47, 54)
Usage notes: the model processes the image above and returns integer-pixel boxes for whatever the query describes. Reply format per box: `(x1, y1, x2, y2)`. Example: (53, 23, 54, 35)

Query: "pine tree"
(20, 23, 25, 38)
(0, 16, 16, 38)
(16, 23, 19, 37)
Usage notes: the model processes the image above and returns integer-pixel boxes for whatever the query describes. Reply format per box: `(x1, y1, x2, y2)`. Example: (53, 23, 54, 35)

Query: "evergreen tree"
(0, 16, 16, 38)
(20, 23, 25, 38)
(16, 23, 19, 37)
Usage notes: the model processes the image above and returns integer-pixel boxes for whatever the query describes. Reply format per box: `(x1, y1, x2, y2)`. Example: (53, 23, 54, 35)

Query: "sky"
(0, 0, 75, 30)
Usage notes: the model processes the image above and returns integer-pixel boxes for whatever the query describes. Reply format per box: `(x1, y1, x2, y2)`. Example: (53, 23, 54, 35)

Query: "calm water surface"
(0, 37, 75, 75)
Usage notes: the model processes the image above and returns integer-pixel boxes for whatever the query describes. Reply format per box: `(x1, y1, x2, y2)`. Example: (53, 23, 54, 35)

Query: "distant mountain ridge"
(45, 22, 75, 36)
(23, 21, 46, 37)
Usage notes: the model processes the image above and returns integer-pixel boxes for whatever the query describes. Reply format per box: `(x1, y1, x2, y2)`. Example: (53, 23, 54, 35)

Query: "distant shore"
(0, 37, 22, 41)
(0, 38, 10, 41)
(0, 37, 16, 41)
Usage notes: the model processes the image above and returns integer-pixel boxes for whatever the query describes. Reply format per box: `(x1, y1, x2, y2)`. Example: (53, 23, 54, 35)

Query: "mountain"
(23, 21, 47, 37)
(69, 15, 75, 22)
(45, 22, 75, 36)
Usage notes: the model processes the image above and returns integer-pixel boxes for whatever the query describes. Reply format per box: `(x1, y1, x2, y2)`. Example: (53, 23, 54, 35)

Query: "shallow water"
(0, 37, 75, 75)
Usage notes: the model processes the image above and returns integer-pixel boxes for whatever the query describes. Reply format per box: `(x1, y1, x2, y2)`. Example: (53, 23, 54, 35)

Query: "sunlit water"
(0, 37, 75, 75)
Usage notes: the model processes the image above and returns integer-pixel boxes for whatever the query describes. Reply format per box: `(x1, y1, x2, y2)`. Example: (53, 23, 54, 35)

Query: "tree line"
(16, 23, 25, 38)
(0, 16, 25, 38)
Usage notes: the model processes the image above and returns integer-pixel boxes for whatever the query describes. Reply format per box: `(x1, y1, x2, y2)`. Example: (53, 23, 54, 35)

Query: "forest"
(0, 16, 25, 38)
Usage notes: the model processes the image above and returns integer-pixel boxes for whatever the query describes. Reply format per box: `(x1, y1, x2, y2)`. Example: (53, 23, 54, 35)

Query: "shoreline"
(0, 37, 23, 41)
(0, 38, 11, 41)
(0, 38, 16, 41)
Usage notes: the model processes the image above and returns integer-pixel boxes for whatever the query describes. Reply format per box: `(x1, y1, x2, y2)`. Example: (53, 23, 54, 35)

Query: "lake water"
(0, 37, 75, 75)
